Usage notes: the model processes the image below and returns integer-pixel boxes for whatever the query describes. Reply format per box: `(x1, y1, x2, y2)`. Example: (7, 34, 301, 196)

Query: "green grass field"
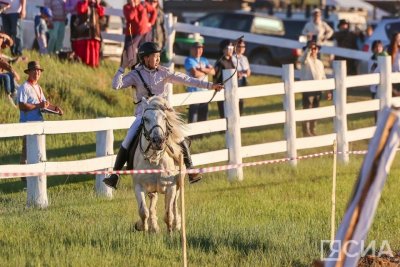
(0, 51, 397, 266)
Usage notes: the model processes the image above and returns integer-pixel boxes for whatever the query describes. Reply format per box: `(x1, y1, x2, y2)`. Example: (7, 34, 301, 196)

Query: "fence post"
(223, 69, 243, 181)
(26, 134, 48, 208)
(333, 60, 349, 163)
(377, 56, 392, 122)
(283, 64, 297, 166)
(96, 129, 114, 198)
(165, 13, 177, 103)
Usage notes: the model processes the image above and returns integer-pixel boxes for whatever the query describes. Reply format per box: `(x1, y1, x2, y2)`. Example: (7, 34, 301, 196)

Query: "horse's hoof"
(134, 221, 144, 232)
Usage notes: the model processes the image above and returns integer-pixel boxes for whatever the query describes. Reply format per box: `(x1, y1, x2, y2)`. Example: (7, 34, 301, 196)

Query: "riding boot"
(180, 140, 202, 184)
(103, 146, 128, 189)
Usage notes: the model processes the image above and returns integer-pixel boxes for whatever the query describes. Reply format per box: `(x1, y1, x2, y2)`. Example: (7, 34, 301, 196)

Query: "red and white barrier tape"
(0, 150, 368, 178)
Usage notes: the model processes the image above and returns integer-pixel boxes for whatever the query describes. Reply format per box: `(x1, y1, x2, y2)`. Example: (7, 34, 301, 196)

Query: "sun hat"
(24, 61, 44, 74)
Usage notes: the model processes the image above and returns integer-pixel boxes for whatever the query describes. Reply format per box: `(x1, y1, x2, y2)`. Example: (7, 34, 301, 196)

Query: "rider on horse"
(103, 42, 224, 189)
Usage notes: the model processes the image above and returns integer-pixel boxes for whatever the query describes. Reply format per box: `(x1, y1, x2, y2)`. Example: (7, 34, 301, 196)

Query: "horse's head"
(141, 98, 171, 151)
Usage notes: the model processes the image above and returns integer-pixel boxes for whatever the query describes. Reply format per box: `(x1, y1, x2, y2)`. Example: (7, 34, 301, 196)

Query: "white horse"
(133, 96, 186, 233)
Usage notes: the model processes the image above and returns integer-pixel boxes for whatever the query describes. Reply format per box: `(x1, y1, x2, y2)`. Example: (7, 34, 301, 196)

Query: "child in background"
(368, 40, 388, 99)
(34, 7, 53, 55)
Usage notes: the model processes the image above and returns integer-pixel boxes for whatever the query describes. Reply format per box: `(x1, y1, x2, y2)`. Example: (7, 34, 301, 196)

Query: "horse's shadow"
(185, 234, 309, 267)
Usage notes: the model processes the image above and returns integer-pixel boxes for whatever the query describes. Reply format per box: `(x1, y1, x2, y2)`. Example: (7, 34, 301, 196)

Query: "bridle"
(139, 107, 174, 162)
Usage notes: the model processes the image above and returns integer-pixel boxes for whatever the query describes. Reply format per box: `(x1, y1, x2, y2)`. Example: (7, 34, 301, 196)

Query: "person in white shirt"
(232, 38, 251, 115)
(301, 8, 333, 45)
(299, 41, 331, 136)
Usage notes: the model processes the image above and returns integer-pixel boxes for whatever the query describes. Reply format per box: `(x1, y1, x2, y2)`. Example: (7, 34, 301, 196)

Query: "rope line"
(0, 150, 368, 178)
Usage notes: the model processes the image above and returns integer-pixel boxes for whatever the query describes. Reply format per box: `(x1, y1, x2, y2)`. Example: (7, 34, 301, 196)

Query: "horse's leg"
(164, 185, 176, 234)
(148, 192, 160, 233)
(134, 184, 149, 232)
(173, 186, 181, 231)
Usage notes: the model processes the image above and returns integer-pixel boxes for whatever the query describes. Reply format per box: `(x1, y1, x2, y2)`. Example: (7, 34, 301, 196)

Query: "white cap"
(312, 8, 321, 14)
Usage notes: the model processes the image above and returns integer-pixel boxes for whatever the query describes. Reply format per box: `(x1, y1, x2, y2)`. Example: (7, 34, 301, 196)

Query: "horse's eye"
(143, 117, 149, 123)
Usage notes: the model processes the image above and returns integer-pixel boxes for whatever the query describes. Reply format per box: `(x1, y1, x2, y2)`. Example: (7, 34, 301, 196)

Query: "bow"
(207, 35, 243, 104)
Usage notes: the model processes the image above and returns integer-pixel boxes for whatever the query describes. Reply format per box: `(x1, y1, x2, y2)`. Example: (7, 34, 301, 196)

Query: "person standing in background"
(299, 41, 330, 137)
(333, 19, 359, 75)
(388, 32, 400, 96)
(18, 61, 63, 182)
(301, 8, 333, 45)
(368, 40, 388, 100)
(148, 0, 165, 50)
(65, 0, 80, 53)
(34, 7, 53, 55)
(44, 0, 67, 55)
(123, 0, 157, 66)
(74, 0, 105, 67)
(368, 40, 387, 123)
(232, 37, 250, 115)
(184, 41, 215, 124)
(1, 0, 26, 57)
(214, 39, 235, 118)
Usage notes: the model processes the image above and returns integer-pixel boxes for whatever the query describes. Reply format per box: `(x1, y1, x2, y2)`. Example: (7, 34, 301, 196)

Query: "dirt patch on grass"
(358, 253, 400, 267)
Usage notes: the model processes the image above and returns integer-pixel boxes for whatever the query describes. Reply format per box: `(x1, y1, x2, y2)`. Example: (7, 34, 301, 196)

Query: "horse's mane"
(147, 96, 186, 153)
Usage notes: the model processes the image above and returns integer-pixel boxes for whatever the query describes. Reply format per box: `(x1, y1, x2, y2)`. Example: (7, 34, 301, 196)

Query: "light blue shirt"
(18, 81, 46, 122)
(184, 56, 210, 92)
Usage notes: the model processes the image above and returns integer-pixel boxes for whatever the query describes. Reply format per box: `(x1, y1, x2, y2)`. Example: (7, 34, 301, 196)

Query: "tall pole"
(179, 154, 187, 267)
(330, 139, 337, 245)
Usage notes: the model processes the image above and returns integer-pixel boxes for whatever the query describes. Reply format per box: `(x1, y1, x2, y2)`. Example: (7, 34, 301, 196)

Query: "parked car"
(173, 11, 298, 66)
(362, 18, 400, 52)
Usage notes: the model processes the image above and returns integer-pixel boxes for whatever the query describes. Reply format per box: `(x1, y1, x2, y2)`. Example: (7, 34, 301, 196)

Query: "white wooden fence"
(1, 56, 399, 208)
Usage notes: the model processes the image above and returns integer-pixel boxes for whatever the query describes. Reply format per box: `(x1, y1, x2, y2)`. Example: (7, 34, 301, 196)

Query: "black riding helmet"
(138, 42, 162, 63)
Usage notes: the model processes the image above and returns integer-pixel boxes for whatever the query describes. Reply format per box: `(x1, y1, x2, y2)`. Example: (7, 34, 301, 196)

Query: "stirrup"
(103, 174, 120, 189)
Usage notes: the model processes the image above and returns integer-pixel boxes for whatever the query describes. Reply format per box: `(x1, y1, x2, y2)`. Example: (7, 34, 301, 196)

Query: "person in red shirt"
(123, 0, 157, 66)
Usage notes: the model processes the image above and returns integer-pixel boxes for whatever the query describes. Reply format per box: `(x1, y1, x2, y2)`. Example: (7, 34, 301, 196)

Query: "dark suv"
(173, 11, 298, 66)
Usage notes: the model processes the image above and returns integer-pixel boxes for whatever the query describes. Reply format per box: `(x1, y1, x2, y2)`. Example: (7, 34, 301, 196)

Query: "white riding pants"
(122, 115, 142, 149)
